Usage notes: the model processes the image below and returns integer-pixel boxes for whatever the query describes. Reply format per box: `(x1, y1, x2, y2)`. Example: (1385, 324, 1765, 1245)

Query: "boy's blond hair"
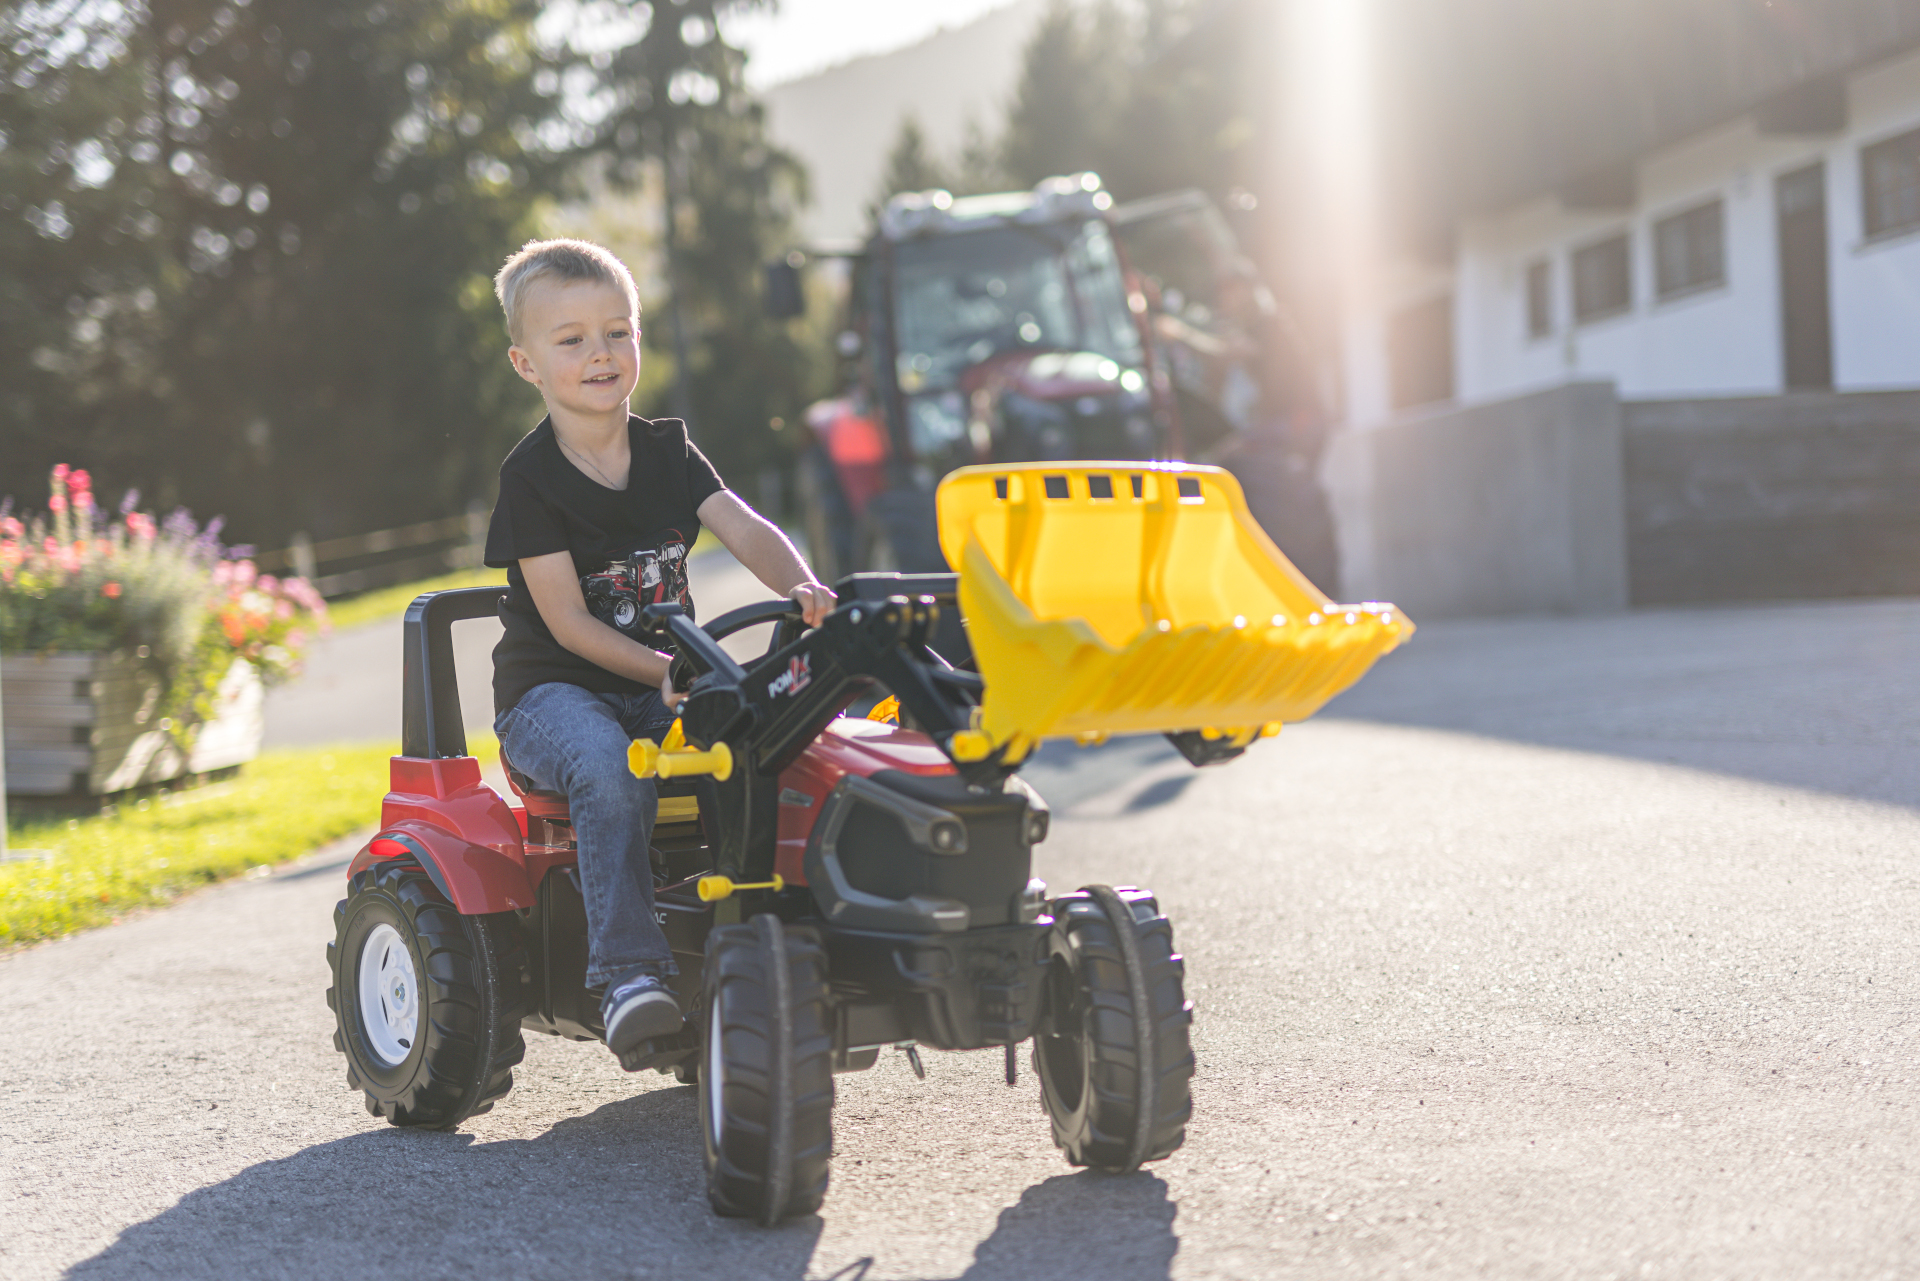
(493, 238, 640, 343)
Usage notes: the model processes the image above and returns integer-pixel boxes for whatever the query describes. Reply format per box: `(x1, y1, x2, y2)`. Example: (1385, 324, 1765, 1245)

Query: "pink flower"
(257, 573, 279, 594)
(212, 561, 233, 588)
(231, 559, 257, 590)
(52, 464, 69, 481)
(73, 489, 94, 510)
(48, 494, 66, 513)
(1, 516, 21, 538)
(102, 581, 121, 598)
(68, 469, 91, 493)
(275, 599, 293, 621)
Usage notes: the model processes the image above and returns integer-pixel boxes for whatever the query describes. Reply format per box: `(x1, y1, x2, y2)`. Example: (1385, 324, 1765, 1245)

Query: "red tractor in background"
(775, 174, 1338, 598)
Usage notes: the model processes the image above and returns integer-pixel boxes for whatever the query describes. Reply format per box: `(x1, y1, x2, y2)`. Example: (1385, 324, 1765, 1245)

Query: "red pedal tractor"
(326, 573, 1194, 1223)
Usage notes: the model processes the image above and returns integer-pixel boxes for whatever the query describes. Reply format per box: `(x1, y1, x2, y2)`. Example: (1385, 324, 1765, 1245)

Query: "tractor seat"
(499, 747, 703, 826)
(500, 748, 573, 823)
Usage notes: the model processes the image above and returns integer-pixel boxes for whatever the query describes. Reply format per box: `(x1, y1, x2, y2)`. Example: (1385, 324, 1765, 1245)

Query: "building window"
(1572, 233, 1631, 322)
(1387, 295, 1454, 410)
(1525, 259, 1552, 339)
(1653, 199, 1725, 298)
(1862, 126, 1920, 238)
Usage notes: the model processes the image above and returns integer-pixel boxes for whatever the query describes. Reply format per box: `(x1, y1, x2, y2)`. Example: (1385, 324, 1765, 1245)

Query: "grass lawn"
(2, 741, 399, 947)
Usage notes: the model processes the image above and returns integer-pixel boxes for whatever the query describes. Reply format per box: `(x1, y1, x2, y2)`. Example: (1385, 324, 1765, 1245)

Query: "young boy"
(483, 238, 835, 1062)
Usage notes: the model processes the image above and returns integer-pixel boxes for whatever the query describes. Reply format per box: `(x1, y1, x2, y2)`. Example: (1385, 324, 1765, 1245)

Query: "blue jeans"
(495, 683, 681, 988)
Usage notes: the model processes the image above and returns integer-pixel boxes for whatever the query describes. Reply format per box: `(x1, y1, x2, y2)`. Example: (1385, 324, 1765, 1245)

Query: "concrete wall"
(1323, 382, 1628, 617)
(1624, 389, 1920, 603)
(1325, 379, 1920, 615)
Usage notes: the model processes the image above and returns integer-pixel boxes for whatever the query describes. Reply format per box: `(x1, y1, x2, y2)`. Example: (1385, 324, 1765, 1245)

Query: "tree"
(0, 0, 823, 544)
(997, 0, 1260, 204)
(522, 0, 821, 496)
(1, 0, 570, 543)
(874, 112, 948, 208)
(998, 0, 1129, 189)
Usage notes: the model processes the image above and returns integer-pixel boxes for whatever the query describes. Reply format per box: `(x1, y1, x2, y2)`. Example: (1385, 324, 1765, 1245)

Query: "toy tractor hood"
(936, 462, 1412, 767)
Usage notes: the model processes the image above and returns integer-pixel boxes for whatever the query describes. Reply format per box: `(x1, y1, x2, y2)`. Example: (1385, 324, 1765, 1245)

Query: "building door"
(1775, 162, 1833, 390)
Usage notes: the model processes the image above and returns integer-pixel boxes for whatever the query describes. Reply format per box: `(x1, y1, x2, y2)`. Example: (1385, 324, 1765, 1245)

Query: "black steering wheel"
(667, 598, 807, 693)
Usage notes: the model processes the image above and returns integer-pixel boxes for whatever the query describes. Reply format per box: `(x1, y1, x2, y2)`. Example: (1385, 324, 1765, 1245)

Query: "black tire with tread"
(701, 915, 834, 1223)
(326, 860, 527, 1130)
(1034, 885, 1194, 1170)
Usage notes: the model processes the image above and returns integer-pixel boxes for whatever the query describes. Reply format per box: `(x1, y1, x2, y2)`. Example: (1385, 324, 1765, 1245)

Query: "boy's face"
(507, 277, 640, 421)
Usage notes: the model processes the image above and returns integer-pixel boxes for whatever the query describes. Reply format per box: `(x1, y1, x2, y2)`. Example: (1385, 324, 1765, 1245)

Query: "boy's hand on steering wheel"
(659, 667, 688, 713)
(789, 581, 836, 628)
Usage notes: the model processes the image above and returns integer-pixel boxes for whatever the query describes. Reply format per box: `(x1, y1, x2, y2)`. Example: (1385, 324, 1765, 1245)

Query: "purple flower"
(227, 544, 255, 560)
(119, 488, 140, 515)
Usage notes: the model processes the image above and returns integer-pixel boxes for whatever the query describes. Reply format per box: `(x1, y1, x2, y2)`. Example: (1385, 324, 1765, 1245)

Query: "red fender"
(346, 756, 535, 914)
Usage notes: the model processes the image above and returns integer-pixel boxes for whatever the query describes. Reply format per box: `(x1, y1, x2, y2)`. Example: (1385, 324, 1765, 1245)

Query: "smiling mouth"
(585, 373, 619, 385)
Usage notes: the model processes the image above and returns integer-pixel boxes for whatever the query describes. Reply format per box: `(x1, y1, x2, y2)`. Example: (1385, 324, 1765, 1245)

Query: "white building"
(1325, 3, 1920, 616)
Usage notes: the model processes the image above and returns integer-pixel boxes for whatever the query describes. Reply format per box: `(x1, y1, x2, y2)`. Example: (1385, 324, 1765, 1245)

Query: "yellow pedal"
(628, 733, 734, 781)
(867, 695, 901, 725)
(696, 873, 785, 902)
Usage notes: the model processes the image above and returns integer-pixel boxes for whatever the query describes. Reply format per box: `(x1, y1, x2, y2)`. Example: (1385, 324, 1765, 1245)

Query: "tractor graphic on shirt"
(581, 533, 691, 639)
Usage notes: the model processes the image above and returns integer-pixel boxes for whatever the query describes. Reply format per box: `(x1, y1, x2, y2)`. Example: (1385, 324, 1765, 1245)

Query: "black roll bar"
(400, 585, 508, 759)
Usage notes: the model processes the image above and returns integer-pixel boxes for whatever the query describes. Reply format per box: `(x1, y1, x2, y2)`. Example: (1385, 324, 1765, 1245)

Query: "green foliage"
(871, 111, 1006, 213)
(0, 739, 406, 946)
(555, 0, 823, 490)
(875, 113, 946, 205)
(998, 0, 1262, 203)
(0, 1, 820, 545)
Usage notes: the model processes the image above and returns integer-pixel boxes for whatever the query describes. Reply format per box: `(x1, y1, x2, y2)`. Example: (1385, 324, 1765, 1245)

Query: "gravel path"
(4, 599, 1916, 1279)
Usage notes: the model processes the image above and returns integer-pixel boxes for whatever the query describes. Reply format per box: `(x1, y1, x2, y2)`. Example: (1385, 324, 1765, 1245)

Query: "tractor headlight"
(929, 819, 967, 853)
(1024, 809, 1050, 846)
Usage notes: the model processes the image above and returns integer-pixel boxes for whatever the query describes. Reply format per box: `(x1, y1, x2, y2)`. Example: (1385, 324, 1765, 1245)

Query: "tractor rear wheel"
(700, 914, 834, 1223)
(1034, 885, 1194, 1170)
(327, 860, 527, 1129)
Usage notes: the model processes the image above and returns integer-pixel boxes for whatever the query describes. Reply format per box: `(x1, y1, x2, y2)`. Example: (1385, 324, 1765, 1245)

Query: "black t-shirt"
(485, 415, 725, 713)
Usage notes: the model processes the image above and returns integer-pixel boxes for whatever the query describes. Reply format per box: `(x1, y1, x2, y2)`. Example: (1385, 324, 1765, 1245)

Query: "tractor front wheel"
(700, 914, 834, 1223)
(326, 860, 527, 1129)
(1034, 885, 1195, 1171)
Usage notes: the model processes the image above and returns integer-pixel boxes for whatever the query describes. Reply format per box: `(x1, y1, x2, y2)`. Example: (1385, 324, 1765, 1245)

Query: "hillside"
(762, 0, 1044, 245)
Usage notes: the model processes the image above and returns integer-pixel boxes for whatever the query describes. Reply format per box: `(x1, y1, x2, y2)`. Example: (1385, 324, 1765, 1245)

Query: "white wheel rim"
(358, 923, 420, 1067)
(705, 997, 727, 1147)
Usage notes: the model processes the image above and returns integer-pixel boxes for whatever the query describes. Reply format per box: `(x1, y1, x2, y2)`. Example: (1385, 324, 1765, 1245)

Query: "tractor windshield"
(892, 220, 1142, 395)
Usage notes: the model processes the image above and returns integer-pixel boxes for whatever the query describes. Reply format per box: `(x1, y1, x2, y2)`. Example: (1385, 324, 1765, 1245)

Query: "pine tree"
(580, 0, 821, 492)
(874, 113, 949, 208)
(999, 0, 1130, 188)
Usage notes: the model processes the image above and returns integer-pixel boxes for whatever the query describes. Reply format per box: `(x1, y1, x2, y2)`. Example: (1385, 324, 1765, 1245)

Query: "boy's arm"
(520, 551, 682, 703)
(697, 491, 835, 626)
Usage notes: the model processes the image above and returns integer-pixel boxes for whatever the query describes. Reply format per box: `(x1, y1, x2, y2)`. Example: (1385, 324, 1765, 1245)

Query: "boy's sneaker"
(601, 972, 683, 1056)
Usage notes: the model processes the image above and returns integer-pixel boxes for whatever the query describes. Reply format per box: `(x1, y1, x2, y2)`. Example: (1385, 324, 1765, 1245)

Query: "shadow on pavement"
(958, 1172, 1177, 1279)
(1125, 776, 1195, 812)
(1320, 599, 1920, 811)
(66, 1088, 1177, 1281)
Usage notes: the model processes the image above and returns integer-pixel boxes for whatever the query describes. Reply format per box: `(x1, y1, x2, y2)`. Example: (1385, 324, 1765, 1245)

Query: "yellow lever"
(629, 720, 734, 782)
(696, 873, 785, 902)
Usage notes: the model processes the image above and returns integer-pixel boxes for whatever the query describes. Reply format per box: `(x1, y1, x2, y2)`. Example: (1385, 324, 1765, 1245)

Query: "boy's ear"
(507, 344, 541, 386)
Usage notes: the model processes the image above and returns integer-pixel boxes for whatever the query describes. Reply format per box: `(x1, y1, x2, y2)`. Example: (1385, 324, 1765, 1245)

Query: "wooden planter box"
(1, 652, 264, 796)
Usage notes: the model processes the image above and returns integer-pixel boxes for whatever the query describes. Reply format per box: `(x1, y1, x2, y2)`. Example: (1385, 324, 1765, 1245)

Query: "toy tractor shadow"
(324, 461, 1411, 1225)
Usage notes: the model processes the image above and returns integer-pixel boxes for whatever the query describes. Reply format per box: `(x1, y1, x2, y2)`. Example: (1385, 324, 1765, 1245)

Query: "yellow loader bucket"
(935, 462, 1412, 764)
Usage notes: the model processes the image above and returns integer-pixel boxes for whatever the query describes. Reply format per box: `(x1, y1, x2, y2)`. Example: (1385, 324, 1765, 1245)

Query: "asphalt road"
(5, 596, 1918, 1279)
